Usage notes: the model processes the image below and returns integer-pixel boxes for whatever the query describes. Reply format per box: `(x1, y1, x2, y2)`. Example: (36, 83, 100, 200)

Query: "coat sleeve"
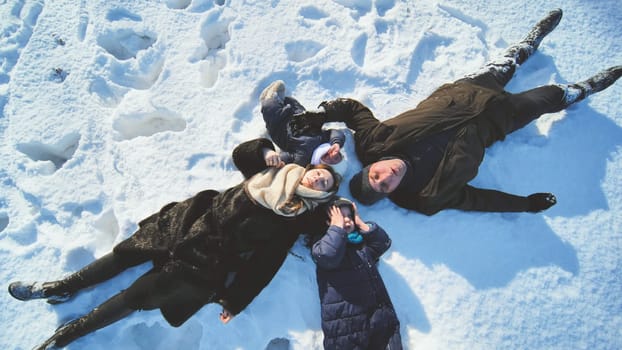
(232, 138, 275, 179)
(360, 222, 391, 261)
(445, 185, 531, 213)
(321, 98, 392, 164)
(278, 150, 295, 164)
(390, 184, 531, 215)
(322, 98, 381, 132)
(219, 231, 298, 315)
(311, 225, 348, 270)
(327, 129, 346, 147)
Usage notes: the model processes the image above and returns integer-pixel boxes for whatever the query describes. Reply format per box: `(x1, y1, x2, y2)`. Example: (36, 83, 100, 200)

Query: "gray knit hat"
(348, 165, 388, 205)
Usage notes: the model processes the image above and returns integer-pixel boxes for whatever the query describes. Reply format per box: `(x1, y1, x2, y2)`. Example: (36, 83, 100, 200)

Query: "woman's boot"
(8, 252, 139, 304)
(34, 292, 134, 349)
(8, 281, 71, 304)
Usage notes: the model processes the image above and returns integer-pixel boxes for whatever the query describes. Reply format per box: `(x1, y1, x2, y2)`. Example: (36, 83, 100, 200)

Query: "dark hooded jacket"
(113, 138, 326, 326)
(312, 222, 402, 350)
(261, 95, 345, 165)
(323, 81, 532, 215)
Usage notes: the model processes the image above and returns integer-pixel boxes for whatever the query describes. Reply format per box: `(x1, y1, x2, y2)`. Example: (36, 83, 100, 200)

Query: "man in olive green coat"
(293, 9, 621, 215)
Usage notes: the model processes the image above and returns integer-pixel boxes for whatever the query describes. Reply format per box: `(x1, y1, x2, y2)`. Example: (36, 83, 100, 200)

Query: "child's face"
(339, 205, 355, 233)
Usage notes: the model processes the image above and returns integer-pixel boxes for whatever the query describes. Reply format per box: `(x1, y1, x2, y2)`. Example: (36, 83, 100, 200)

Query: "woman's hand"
(219, 308, 233, 324)
(262, 148, 284, 168)
(327, 205, 344, 228)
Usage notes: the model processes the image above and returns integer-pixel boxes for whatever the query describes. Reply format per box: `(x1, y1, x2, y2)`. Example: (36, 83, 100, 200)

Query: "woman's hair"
(306, 163, 342, 192)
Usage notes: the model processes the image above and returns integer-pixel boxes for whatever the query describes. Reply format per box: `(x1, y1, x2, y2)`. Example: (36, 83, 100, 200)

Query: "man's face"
(368, 158, 407, 194)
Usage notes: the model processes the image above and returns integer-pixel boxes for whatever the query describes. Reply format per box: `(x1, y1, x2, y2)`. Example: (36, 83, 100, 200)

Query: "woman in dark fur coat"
(8, 137, 340, 350)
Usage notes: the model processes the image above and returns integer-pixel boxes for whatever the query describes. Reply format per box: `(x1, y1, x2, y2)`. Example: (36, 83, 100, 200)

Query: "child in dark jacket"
(311, 198, 402, 350)
(259, 80, 348, 175)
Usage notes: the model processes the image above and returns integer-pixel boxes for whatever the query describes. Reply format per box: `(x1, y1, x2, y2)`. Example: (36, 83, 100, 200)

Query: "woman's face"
(301, 168, 334, 192)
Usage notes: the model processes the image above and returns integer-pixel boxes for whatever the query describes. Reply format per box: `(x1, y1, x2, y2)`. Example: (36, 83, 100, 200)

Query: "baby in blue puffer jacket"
(259, 80, 348, 176)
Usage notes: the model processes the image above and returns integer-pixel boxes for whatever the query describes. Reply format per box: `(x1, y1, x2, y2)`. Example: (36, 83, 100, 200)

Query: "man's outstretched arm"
(291, 98, 382, 136)
(393, 185, 556, 215)
(447, 185, 556, 214)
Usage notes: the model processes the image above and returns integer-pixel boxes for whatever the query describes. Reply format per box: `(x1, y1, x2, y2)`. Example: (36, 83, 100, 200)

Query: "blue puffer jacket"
(312, 223, 402, 350)
(261, 95, 345, 166)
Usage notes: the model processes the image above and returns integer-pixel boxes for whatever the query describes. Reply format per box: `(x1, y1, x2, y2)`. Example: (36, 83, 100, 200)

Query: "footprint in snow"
(189, 10, 234, 88)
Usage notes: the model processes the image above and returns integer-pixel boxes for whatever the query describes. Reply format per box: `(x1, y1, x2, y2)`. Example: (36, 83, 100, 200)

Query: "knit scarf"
(245, 164, 334, 217)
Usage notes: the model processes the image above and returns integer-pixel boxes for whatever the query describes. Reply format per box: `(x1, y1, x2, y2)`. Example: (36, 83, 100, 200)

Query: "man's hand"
(219, 308, 233, 324)
(527, 193, 557, 212)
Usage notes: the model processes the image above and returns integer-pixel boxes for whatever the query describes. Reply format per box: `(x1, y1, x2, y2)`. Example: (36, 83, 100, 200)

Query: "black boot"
(9, 253, 136, 304)
(34, 292, 134, 349)
(507, 8, 563, 65)
(473, 9, 563, 86)
(561, 65, 622, 106)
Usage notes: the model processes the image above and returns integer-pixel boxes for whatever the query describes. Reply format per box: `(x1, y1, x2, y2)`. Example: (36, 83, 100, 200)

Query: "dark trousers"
(456, 63, 566, 147)
(48, 252, 149, 295)
(43, 253, 149, 347)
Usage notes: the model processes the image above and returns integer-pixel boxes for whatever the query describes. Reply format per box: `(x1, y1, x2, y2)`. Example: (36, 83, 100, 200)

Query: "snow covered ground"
(1, 0, 621, 349)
